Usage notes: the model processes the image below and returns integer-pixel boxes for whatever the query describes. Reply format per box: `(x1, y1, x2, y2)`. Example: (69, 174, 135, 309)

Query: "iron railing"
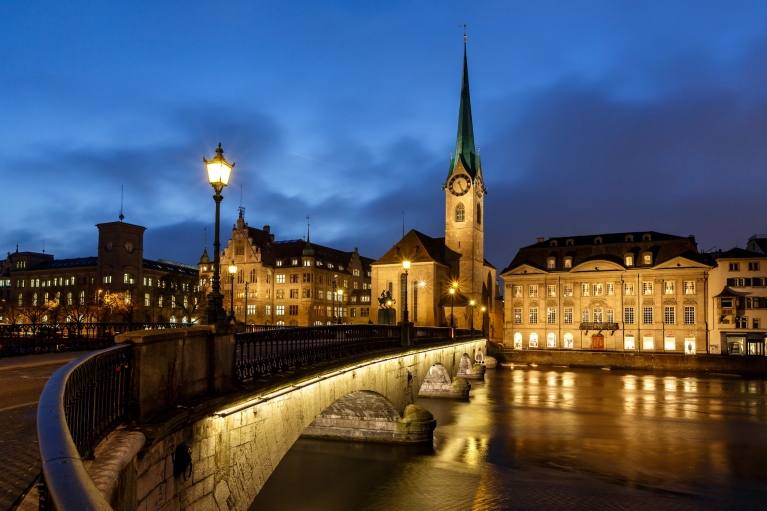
(0, 322, 192, 357)
(235, 324, 402, 381)
(38, 345, 132, 510)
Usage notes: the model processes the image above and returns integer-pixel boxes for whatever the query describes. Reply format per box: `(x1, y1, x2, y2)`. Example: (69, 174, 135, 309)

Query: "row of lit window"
(511, 332, 695, 351)
(545, 253, 653, 270)
(512, 281, 696, 298)
(729, 262, 761, 271)
(513, 306, 696, 325)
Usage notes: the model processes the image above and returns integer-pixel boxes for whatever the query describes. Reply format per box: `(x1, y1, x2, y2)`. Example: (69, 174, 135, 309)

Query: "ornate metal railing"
(235, 324, 402, 381)
(38, 345, 132, 510)
(0, 322, 192, 357)
(244, 324, 297, 333)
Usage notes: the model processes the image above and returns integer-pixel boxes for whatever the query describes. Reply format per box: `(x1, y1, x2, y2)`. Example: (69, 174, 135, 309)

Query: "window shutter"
(745, 278, 752, 287)
(727, 278, 735, 286)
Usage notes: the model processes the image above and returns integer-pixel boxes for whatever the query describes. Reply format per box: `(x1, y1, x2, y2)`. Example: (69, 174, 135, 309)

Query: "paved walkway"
(0, 352, 91, 510)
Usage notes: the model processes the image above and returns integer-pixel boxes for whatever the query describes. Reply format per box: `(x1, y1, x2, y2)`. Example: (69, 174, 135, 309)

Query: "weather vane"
(460, 24, 467, 42)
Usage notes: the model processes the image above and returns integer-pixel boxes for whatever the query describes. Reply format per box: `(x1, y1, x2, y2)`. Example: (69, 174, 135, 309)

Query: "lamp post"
(203, 143, 234, 325)
(449, 282, 458, 328)
(228, 260, 237, 323)
(337, 289, 343, 324)
(469, 298, 475, 335)
(402, 261, 410, 324)
(481, 305, 487, 337)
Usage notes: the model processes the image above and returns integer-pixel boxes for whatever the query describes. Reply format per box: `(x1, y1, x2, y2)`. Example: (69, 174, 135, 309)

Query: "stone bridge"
(38, 326, 486, 511)
(132, 338, 485, 511)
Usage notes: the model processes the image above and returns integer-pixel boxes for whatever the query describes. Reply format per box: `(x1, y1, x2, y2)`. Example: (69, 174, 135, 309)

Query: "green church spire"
(447, 41, 479, 181)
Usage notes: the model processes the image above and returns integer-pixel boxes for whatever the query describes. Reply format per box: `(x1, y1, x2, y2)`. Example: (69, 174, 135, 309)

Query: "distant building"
(500, 232, 710, 353)
(199, 210, 374, 326)
(371, 42, 502, 337)
(707, 235, 767, 355)
(0, 221, 199, 324)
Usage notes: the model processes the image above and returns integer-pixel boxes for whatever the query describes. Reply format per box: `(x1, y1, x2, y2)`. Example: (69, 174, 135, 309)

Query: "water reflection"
(252, 367, 767, 510)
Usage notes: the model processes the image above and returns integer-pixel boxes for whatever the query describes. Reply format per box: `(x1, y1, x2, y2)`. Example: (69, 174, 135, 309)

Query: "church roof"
(373, 230, 449, 266)
(446, 43, 480, 182)
(199, 247, 210, 265)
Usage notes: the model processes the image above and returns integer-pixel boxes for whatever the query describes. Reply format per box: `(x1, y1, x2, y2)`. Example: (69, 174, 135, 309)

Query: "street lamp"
(337, 289, 343, 324)
(481, 305, 487, 337)
(228, 260, 237, 322)
(449, 282, 458, 328)
(203, 143, 234, 325)
(402, 261, 410, 324)
(469, 299, 476, 334)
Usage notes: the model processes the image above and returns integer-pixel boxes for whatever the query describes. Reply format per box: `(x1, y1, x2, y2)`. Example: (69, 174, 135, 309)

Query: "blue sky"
(2, 1, 767, 269)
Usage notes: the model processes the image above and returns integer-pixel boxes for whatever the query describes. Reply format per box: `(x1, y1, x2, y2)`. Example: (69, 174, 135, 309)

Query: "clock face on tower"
(448, 174, 471, 196)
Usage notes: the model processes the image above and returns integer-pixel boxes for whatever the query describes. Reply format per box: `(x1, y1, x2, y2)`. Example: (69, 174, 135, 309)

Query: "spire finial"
(204, 227, 207, 247)
(306, 215, 311, 243)
(460, 24, 467, 43)
(119, 185, 124, 222)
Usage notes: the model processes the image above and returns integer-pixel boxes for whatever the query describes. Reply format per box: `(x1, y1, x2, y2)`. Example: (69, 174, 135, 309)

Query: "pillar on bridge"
(302, 391, 436, 443)
(417, 363, 471, 399)
(457, 352, 486, 380)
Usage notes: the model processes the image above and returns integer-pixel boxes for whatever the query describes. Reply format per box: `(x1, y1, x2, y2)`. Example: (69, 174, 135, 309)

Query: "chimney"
(536, 237, 545, 243)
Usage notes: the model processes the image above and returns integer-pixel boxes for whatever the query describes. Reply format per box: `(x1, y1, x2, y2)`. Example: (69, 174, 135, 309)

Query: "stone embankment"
(492, 349, 767, 375)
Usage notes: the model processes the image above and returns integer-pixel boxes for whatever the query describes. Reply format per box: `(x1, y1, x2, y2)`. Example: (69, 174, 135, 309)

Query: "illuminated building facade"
(500, 232, 710, 353)
(200, 210, 374, 326)
(0, 221, 199, 324)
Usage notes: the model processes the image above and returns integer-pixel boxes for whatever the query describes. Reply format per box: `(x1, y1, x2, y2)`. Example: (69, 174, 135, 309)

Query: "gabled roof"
(502, 231, 706, 274)
(373, 230, 449, 266)
(746, 236, 767, 255)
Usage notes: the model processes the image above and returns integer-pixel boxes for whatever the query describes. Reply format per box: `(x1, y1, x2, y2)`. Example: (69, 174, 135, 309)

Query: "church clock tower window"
(456, 203, 465, 222)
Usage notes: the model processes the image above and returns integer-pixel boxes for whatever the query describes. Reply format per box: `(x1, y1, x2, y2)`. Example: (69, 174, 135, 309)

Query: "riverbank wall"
(491, 348, 767, 375)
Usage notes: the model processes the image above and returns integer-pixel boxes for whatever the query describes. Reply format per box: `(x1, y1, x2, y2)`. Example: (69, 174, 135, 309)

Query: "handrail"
(38, 345, 132, 510)
(235, 324, 401, 381)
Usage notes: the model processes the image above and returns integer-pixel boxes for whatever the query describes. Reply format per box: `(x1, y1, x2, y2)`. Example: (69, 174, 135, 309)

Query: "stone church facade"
(371, 43, 503, 338)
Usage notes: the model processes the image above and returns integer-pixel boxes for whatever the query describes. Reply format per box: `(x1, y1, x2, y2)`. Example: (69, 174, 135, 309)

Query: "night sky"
(2, 1, 767, 272)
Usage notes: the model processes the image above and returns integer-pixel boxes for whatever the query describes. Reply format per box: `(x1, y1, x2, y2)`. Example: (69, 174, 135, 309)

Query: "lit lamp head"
(419, 281, 426, 288)
(470, 299, 475, 306)
(449, 288, 455, 295)
(228, 260, 237, 275)
(204, 143, 235, 192)
(402, 260, 411, 270)
(481, 306, 486, 312)
(338, 289, 343, 298)
(387, 300, 392, 307)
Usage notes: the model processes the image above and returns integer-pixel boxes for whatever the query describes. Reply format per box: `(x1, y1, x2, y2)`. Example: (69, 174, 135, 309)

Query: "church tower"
(444, 41, 485, 299)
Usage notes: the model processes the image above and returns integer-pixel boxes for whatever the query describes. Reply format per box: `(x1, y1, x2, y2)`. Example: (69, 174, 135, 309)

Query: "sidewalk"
(0, 351, 93, 372)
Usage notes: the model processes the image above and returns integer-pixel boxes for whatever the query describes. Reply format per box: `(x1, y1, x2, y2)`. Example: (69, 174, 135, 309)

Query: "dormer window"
(625, 255, 634, 267)
(642, 233, 652, 241)
(292, 258, 299, 265)
(550, 240, 558, 247)
(643, 253, 652, 265)
(594, 237, 603, 244)
(625, 235, 634, 242)
(547, 257, 556, 270)
(566, 239, 574, 246)
(276, 260, 283, 267)
(564, 257, 572, 269)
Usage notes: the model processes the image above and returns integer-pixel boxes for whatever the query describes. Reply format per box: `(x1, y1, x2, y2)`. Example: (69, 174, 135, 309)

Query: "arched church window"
(455, 203, 465, 222)
(477, 203, 481, 225)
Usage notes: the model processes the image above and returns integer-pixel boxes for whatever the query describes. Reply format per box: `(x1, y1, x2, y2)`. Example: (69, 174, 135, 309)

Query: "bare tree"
(176, 282, 209, 323)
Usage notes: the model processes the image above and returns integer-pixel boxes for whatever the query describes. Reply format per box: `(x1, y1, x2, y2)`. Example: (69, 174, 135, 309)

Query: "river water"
(251, 365, 767, 510)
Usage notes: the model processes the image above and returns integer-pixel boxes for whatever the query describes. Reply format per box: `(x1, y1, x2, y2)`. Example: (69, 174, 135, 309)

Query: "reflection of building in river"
(500, 232, 709, 353)
(707, 236, 767, 356)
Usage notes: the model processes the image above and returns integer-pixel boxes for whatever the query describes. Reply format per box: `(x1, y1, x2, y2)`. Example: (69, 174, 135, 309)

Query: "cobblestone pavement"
(0, 364, 65, 510)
